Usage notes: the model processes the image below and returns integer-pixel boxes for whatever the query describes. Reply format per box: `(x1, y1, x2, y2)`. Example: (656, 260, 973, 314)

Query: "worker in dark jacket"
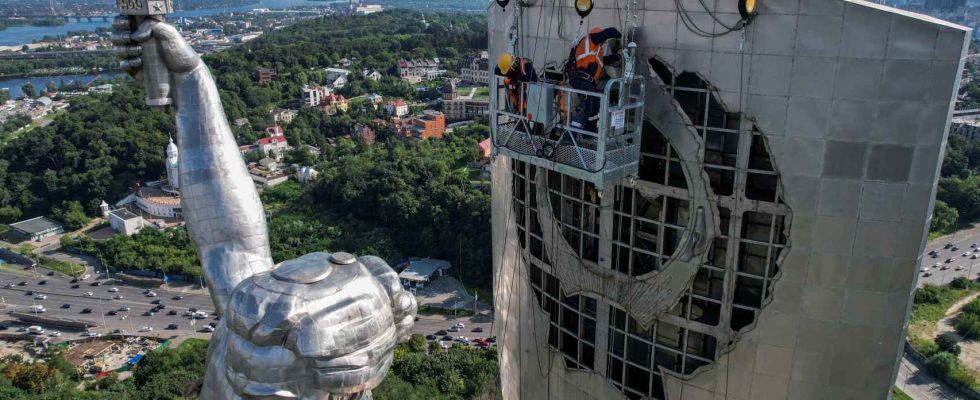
(568, 27, 622, 132)
(495, 52, 538, 115)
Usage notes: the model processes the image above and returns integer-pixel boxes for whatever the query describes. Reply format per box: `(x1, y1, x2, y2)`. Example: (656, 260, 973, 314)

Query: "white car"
(934, 262, 943, 268)
(146, 291, 157, 297)
(957, 266, 967, 271)
(80, 331, 100, 337)
(964, 252, 972, 257)
(200, 325, 215, 333)
(108, 287, 119, 292)
(139, 326, 153, 332)
(33, 294, 47, 300)
(921, 267, 929, 273)
(30, 305, 45, 313)
(48, 331, 61, 337)
(84, 292, 94, 297)
(80, 274, 91, 280)
(454, 322, 465, 328)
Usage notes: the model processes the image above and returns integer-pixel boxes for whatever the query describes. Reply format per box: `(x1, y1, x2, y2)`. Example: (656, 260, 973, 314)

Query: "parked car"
(472, 327, 484, 333)
(168, 310, 178, 316)
(449, 326, 460, 332)
(166, 324, 178, 330)
(945, 243, 954, 249)
(112, 329, 125, 335)
(80, 274, 91, 280)
(200, 325, 215, 333)
(45, 271, 54, 276)
(436, 330, 448, 336)
(946, 258, 954, 263)
(442, 335, 454, 341)
(426, 334, 437, 340)
(924, 272, 933, 277)
(957, 266, 966, 271)
(143, 311, 155, 317)
(454, 322, 465, 328)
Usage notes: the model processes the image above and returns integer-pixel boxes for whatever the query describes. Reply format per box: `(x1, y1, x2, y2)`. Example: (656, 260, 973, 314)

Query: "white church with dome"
(115, 137, 183, 220)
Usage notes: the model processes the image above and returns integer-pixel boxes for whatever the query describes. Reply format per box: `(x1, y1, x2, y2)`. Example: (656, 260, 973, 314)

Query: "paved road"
(0, 268, 218, 339)
(896, 352, 969, 400)
(0, 264, 496, 347)
(918, 225, 980, 287)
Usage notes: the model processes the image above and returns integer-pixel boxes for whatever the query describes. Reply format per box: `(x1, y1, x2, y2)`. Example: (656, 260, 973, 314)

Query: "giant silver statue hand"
(114, 17, 417, 399)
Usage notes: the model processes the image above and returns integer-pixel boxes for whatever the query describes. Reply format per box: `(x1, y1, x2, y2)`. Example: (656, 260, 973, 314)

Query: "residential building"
(317, 93, 349, 115)
(355, 4, 384, 15)
(352, 123, 376, 145)
(272, 108, 298, 125)
(410, 110, 445, 140)
(248, 158, 289, 188)
(397, 258, 451, 289)
(364, 93, 384, 109)
(108, 208, 145, 236)
(461, 54, 490, 85)
(296, 166, 319, 184)
(301, 85, 332, 108)
(477, 138, 492, 161)
(324, 68, 350, 89)
(255, 67, 277, 83)
(362, 69, 383, 82)
(258, 126, 289, 159)
(384, 100, 409, 117)
(952, 118, 980, 141)
(396, 59, 442, 83)
(488, 2, 969, 400)
(444, 98, 489, 121)
(10, 217, 64, 242)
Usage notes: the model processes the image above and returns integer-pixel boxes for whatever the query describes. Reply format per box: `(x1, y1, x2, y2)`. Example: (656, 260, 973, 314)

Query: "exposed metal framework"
(508, 60, 791, 399)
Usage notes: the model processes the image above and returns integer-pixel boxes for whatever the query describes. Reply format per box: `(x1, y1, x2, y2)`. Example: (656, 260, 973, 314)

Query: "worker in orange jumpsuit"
(568, 27, 622, 133)
(495, 52, 538, 115)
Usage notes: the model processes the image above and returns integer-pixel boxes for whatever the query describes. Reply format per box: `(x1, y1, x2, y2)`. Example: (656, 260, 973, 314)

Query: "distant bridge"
(1, 13, 116, 22)
(0, 49, 113, 60)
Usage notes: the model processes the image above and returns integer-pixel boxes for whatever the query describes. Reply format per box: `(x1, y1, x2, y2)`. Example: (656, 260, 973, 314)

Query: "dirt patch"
(935, 292, 980, 375)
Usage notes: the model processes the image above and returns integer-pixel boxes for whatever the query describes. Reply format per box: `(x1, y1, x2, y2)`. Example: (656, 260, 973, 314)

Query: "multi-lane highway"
(0, 268, 217, 339)
(0, 264, 496, 346)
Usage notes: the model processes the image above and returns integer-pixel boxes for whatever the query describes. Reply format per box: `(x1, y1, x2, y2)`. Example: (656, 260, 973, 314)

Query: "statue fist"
(203, 252, 417, 399)
(112, 15, 201, 77)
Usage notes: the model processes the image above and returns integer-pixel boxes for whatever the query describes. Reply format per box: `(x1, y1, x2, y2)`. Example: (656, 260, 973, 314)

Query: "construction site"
(0, 334, 166, 377)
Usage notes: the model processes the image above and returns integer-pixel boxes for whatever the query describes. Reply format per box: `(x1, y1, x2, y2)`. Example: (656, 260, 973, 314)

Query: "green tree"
(931, 200, 959, 234)
(936, 333, 962, 356)
(20, 83, 35, 99)
(926, 351, 959, 376)
(0, 206, 21, 223)
(53, 200, 90, 231)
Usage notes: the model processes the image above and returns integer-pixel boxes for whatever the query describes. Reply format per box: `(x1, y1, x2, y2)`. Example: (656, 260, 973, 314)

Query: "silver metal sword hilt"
(117, 0, 174, 107)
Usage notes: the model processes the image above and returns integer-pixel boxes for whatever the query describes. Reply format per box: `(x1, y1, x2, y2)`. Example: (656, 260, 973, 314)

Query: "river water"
(0, 0, 343, 46)
(0, 73, 126, 98)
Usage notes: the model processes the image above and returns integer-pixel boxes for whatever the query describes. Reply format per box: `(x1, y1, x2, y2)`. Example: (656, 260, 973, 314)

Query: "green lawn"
(892, 387, 913, 400)
(39, 256, 84, 277)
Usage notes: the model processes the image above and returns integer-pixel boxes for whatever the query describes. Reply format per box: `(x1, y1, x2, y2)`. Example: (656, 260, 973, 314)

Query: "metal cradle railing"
(490, 74, 645, 194)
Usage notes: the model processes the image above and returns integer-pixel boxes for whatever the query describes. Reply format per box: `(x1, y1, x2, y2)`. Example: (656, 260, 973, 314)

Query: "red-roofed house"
(477, 138, 492, 161)
(384, 100, 409, 117)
